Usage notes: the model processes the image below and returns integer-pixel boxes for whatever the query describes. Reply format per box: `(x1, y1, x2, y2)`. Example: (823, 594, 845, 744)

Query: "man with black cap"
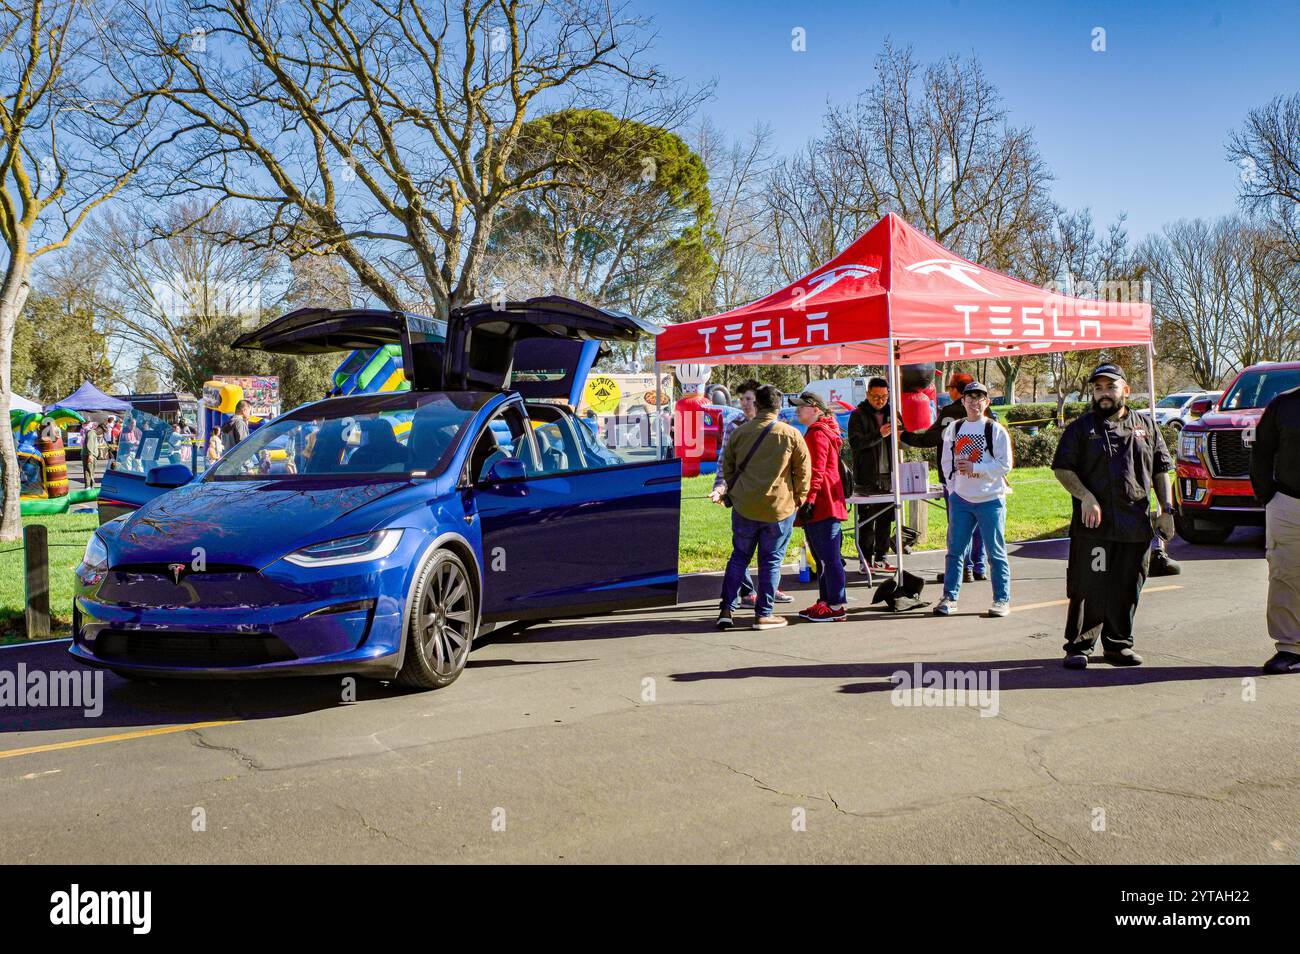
(902, 370, 994, 583)
(1052, 363, 1175, 669)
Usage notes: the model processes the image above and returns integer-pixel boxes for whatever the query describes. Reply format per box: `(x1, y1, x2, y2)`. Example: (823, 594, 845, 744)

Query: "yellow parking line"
(0, 720, 241, 761)
(1012, 584, 1183, 613)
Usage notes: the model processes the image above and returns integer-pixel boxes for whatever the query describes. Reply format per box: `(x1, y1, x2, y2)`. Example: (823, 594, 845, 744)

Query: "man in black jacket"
(1249, 385, 1300, 674)
(848, 377, 899, 572)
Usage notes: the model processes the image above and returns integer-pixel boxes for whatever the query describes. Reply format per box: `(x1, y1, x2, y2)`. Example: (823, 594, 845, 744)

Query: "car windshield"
(1157, 394, 1189, 408)
(207, 391, 480, 479)
(1220, 369, 1300, 411)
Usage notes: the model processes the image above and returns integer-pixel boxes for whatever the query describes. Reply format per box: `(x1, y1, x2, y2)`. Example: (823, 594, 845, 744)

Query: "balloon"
(900, 363, 935, 393)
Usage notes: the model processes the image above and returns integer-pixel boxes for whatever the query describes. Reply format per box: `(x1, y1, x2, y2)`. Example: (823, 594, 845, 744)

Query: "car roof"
(1240, 361, 1300, 372)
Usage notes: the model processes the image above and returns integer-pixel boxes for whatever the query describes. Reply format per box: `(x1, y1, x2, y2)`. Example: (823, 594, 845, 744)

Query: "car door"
(470, 403, 681, 623)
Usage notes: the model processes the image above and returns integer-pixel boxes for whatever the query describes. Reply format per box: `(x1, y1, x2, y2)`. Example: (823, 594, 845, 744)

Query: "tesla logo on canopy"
(168, 563, 187, 585)
(801, 263, 878, 301)
(906, 258, 995, 296)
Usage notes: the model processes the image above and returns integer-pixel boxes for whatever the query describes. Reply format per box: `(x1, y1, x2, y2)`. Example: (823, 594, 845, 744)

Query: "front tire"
(1175, 514, 1233, 545)
(396, 549, 477, 690)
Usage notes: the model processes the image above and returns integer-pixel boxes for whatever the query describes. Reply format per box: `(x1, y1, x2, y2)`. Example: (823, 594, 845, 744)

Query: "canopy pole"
(886, 338, 905, 585)
(653, 362, 663, 458)
(1146, 341, 1159, 521)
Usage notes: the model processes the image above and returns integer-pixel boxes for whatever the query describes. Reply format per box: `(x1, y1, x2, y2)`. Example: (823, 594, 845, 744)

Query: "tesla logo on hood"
(801, 264, 878, 301)
(168, 563, 187, 585)
(906, 258, 995, 296)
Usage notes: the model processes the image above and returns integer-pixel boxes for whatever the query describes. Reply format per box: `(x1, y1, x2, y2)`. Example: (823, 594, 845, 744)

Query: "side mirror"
(1188, 398, 1214, 417)
(486, 457, 527, 484)
(145, 463, 193, 488)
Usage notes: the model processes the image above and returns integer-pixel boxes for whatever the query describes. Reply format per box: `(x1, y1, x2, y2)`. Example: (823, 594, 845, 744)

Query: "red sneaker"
(798, 600, 827, 620)
(800, 602, 847, 623)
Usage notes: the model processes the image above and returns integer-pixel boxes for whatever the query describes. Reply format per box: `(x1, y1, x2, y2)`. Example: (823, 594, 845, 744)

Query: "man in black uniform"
(1052, 363, 1175, 669)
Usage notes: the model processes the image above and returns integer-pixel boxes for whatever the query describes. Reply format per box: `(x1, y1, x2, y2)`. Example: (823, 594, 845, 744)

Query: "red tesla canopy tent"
(654, 213, 1156, 603)
(656, 213, 1151, 366)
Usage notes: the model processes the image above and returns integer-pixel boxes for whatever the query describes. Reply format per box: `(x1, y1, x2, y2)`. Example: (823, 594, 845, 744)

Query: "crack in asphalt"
(340, 803, 425, 856)
(188, 728, 266, 772)
(975, 795, 1085, 864)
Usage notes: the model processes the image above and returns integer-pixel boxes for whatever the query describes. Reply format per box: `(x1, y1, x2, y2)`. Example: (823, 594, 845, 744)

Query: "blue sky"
(643, 0, 1300, 242)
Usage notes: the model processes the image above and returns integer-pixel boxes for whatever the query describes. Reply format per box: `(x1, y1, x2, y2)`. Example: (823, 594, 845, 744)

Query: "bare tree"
(0, 0, 169, 541)
(1139, 216, 1299, 389)
(87, 200, 279, 393)
(1229, 93, 1300, 263)
(137, 0, 681, 318)
(693, 120, 777, 315)
(821, 41, 1054, 266)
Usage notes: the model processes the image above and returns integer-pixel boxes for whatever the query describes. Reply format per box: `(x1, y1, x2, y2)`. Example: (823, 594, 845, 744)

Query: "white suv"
(1153, 391, 1222, 430)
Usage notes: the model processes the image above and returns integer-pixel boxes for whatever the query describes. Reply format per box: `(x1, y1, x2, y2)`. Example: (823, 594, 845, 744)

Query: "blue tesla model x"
(71, 298, 680, 690)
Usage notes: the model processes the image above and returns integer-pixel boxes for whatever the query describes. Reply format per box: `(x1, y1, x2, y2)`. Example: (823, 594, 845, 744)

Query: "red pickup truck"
(1174, 360, 1300, 544)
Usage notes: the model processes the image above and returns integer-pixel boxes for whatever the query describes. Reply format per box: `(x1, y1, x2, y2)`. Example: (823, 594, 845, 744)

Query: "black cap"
(1089, 362, 1126, 383)
(962, 381, 989, 396)
(793, 391, 831, 414)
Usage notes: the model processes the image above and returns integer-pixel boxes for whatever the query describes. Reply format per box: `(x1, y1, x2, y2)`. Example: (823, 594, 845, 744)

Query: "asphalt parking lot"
(1, 531, 1295, 864)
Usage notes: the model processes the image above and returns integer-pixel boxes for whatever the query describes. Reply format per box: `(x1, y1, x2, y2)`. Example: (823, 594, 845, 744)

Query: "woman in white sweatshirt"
(934, 381, 1014, 617)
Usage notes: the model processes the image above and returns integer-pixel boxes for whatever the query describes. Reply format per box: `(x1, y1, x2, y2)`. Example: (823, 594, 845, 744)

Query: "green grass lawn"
(0, 469, 1075, 641)
(679, 467, 1074, 573)
(1, 511, 99, 643)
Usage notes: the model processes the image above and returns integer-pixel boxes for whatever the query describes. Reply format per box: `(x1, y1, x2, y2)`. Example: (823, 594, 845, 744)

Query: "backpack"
(944, 418, 1011, 487)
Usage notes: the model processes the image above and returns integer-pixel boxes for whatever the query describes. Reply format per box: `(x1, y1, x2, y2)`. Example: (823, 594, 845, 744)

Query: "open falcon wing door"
(232, 297, 659, 404)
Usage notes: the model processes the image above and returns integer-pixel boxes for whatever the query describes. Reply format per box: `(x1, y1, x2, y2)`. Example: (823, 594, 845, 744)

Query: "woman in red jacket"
(793, 393, 850, 622)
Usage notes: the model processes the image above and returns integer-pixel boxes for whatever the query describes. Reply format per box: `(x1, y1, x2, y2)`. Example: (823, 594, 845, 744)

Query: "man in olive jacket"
(717, 384, 811, 631)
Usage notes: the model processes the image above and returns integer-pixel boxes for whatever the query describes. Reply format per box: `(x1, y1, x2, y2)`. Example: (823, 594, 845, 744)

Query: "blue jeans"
(721, 512, 796, 618)
(945, 487, 984, 572)
(803, 518, 847, 606)
(944, 495, 1010, 603)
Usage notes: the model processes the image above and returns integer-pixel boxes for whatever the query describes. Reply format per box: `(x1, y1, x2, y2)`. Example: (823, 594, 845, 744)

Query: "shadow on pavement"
(1009, 533, 1265, 564)
(670, 657, 1263, 694)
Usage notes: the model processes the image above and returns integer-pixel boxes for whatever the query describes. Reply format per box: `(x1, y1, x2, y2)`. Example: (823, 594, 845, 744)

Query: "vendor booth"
(654, 213, 1156, 608)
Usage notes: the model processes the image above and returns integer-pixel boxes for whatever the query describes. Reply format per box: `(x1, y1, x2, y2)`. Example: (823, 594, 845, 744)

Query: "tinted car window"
(112, 409, 195, 475)
(1221, 369, 1300, 411)
(208, 391, 478, 479)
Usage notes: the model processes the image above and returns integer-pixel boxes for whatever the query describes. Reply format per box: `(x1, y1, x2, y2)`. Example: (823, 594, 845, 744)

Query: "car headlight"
(77, 534, 109, 584)
(1178, 432, 1205, 463)
(284, 529, 404, 568)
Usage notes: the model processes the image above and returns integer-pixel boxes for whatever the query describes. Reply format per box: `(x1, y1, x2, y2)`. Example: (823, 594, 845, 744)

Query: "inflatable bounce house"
(11, 406, 102, 515)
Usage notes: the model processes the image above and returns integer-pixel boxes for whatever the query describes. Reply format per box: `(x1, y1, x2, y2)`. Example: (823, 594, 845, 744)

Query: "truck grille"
(1207, 430, 1251, 478)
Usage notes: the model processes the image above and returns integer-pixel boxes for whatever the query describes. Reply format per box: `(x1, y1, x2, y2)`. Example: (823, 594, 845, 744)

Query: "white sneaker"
(988, 601, 1010, 617)
(933, 597, 957, 616)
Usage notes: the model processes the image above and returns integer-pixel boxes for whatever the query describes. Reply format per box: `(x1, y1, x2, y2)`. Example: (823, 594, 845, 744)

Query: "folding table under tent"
(654, 213, 1156, 609)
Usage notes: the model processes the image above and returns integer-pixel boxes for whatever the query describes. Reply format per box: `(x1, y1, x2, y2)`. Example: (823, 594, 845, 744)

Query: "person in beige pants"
(1249, 385, 1300, 674)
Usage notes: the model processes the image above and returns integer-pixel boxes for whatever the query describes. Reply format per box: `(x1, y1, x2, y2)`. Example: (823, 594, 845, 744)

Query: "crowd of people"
(703, 362, 1237, 672)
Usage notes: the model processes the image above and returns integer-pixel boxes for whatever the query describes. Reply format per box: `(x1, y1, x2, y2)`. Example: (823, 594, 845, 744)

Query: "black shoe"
(963, 567, 974, 583)
(1063, 652, 1090, 670)
(1149, 550, 1181, 576)
(973, 570, 988, 581)
(716, 609, 734, 631)
(1103, 648, 1144, 666)
(1263, 651, 1300, 674)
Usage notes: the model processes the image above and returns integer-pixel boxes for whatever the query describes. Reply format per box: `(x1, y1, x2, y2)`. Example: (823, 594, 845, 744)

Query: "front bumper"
(68, 538, 424, 679)
(1174, 461, 1264, 526)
